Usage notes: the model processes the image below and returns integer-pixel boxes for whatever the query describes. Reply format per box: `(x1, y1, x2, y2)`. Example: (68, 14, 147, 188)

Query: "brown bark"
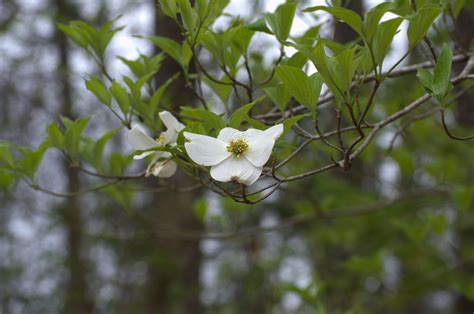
(142, 5, 203, 314)
(54, 1, 94, 313)
(334, 0, 363, 44)
(453, 6, 474, 314)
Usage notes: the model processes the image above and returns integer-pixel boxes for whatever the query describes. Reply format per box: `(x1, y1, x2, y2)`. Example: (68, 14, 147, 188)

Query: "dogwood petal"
(134, 151, 156, 160)
(152, 160, 177, 178)
(161, 128, 179, 145)
(217, 127, 243, 142)
(210, 157, 262, 185)
(184, 132, 231, 166)
(244, 124, 284, 167)
(128, 126, 160, 160)
(159, 111, 184, 132)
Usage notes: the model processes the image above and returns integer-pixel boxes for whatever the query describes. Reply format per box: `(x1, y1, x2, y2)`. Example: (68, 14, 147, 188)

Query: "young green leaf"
(310, 42, 340, 98)
(0, 142, 14, 168)
(275, 65, 322, 116)
(63, 117, 90, 160)
(92, 129, 119, 169)
(326, 48, 358, 95)
(110, 81, 130, 114)
(416, 67, 434, 93)
(46, 122, 64, 149)
(146, 36, 191, 70)
(149, 73, 180, 119)
(57, 23, 89, 49)
(303, 6, 363, 37)
(264, 1, 297, 42)
(203, 75, 233, 105)
(432, 44, 453, 101)
(228, 96, 266, 128)
(96, 19, 125, 59)
(371, 17, 404, 66)
(86, 77, 111, 107)
(17, 143, 48, 180)
(181, 107, 226, 133)
(282, 114, 306, 135)
(263, 84, 292, 112)
(176, 0, 198, 33)
(407, 4, 442, 47)
(310, 43, 358, 101)
(246, 17, 272, 34)
(160, 0, 178, 19)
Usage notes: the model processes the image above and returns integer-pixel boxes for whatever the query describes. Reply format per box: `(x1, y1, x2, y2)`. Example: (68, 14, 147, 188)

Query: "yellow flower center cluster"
(156, 134, 167, 145)
(226, 138, 249, 157)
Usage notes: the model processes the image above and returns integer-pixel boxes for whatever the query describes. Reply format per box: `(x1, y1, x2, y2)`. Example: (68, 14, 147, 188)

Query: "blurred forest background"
(1, 0, 474, 313)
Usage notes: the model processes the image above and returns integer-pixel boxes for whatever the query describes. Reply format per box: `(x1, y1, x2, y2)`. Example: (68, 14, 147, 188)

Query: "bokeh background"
(1, 0, 474, 313)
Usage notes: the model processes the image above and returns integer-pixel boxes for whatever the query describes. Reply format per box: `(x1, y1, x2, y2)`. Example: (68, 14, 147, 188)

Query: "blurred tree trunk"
(54, 1, 94, 313)
(453, 6, 474, 314)
(142, 4, 203, 314)
(334, 0, 363, 44)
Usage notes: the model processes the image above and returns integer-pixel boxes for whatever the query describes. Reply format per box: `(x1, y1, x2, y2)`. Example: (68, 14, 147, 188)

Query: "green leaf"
(232, 26, 254, 53)
(198, 31, 222, 60)
(110, 81, 130, 114)
(327, 48, 358, 94)
(149, 73, 180, 119)
(193, 198, 207, 221)
(118, 54, 164, 79)
(310, 43, 358, 101)
(57, 23, 89, 48)
(146, 36, 191, 70)
(303, 6, 363, 37)
(293, 25, 321, 46)
(181, 107, 226, 133)
(160, 0, 178, 19)
(286, 51, 308, 68)
(0, 142, 14, 168)
(108, 152, 132, 176)
(86, 77, 111, 107)
(310, 42, 339, 98)
(432, 44, 453, 101)
(206, 0, 230, 26)
(147, 35, 180, 61)
(92, 129, 119, 169)
(363, 1, 405, 42)
(246, 17, 272, 34)
(59, 19, 123, 60)
(96, 19, 124, 59)
(263, 84, 292, 112)
(203, 75, 233, 105)
(416, 67, 434, 92)
(229, 96, 266, 128)
(46, 122, 64, 149)
(63, 117, 90, 160)
(427, 214, 447, 235)
(453, 185, 474, 212)
(264, 1, 297, 41)
(0, 169, 14, 189)
(275, 65, 322, 117)
(345, 252, 383, 274)
(372, 17, 404, 66)
(407, 4, 442, 47)
(282, 114, 306, 135)
(176, 0, 198, 32)
(17, 143, 48, 180)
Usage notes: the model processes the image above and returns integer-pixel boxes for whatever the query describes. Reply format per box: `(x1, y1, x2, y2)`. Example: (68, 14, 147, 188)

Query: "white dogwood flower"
(127, 111, 184, 178)
(184, 124, 284, 185)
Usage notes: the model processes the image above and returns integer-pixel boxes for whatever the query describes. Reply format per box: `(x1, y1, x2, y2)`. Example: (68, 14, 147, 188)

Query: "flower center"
(156, 134, 167, 145)
(226, 138, 249, 157)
